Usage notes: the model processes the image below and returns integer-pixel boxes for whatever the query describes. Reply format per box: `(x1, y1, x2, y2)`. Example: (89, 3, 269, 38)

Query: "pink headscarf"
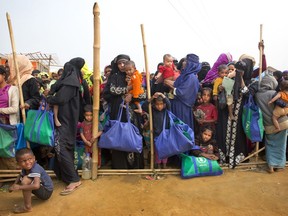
(8, 55, 34, 86)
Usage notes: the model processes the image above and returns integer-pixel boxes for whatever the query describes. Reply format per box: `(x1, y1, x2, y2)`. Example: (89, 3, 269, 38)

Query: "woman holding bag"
(103, 54, 144, 169)
(46, 58, 84, 195)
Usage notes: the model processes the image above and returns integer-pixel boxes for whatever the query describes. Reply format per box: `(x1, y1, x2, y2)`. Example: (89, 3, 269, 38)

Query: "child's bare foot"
(13, 205, 32, 214)
(274, 127, 281, 133)
(54, 119, 62, 127)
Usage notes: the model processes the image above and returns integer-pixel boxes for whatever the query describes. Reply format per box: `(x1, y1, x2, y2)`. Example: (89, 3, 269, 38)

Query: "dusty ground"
(0, 168, 288, 216)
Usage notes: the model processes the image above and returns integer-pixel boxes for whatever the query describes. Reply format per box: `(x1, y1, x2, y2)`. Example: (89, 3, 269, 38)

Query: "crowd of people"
(1, 44, 288, 212)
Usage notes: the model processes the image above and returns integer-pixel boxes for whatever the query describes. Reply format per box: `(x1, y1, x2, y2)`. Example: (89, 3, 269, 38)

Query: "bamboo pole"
(2, 161, 288, 179)
(255, 24, 264, 162)
(6, 13, 26, 121)
(140, 24, 154, 170)
(92, 2, 101, 180)
(6, 13, 29, 148)
(241, 147, 265, 163)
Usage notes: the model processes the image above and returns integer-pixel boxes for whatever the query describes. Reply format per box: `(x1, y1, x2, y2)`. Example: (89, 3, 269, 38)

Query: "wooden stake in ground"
(241, 24, 264, 164)
(140, 24, 154, 170)
(92, 2, 101, 180)
(255, 24, 264, 162)
(6, 12, 29, 148)
(6, 13, 26, 124)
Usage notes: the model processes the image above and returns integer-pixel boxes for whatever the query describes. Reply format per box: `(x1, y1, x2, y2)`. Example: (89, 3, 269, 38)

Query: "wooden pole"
(255, 24, 263, 162)
(6, 13, 26, 123)
(92, 2, 101, 180)
(240, 147, 265, 163)
(140, 24, 154, 170)
(6, 13, 29, 148)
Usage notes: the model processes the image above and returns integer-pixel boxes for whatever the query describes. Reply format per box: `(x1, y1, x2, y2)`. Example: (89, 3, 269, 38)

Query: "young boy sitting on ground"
(9, 148, 54, 213)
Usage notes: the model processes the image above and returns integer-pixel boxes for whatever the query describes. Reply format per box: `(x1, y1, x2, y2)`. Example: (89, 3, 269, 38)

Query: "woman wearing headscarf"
(202, 53, 233, 87)
(103, 54, 144, 169)
(46, 57, 85, 195)
(8, 55, 41, 111)
(164, 53, 202, 129)
(255, 73, 288, 173)
(218, 56, 255, 168)
(197, 61, 211, 83)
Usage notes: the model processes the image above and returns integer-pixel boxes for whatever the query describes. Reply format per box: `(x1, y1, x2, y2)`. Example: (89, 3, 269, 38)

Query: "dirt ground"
(0, 167, 288, 216)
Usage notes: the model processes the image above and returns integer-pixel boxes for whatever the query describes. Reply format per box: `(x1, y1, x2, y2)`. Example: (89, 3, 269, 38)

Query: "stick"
(240, 147, 265, 163)
(140, 24, 154, 170)
(6, 13, 26, 125)
(255, 24, 264, 162)
(92, 2, 101, 180)
(6, 13, 30, 149)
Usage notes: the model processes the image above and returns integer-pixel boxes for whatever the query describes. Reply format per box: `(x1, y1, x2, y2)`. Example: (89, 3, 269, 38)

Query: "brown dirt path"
(0, 169, 287, 216)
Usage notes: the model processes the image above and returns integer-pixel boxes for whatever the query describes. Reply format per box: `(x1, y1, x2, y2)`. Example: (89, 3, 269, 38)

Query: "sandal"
(145, 175, 155, 180)
(60, 182, 82, 196)
(13, 205, 31, 214)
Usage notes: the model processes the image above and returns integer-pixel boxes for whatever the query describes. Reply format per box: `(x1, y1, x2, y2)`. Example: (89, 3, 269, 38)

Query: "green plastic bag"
(0, 124, 17, 158)
(242, 95, 264, 142)
(180, 154, 223, 178)
(24, 102, 54, 146)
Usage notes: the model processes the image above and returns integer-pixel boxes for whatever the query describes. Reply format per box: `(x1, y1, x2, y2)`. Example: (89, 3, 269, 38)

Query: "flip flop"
(13, 205, 31, 214)
(144, 175, 155, 180)
(60, 182, 82, 196)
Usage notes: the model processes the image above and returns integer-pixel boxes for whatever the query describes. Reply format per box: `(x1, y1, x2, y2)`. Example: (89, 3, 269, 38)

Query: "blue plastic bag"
(98, 103, 143, 153)
(155, 111, 197, 159)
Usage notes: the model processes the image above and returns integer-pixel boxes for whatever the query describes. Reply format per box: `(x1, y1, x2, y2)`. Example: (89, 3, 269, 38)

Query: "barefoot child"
(9, 148, 53, 213)
(213, 64, 235, 120)
(80, 104, 103, 167)
(268, 80, 288, 131)
(124, 60, 145, 113)
(143, 92, 171, 170)
(48, 80, 62, 127)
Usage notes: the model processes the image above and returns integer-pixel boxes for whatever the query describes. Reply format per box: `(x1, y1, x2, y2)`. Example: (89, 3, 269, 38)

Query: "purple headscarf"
(174, 53, 201, 107)
(202, 53, 233, 83)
